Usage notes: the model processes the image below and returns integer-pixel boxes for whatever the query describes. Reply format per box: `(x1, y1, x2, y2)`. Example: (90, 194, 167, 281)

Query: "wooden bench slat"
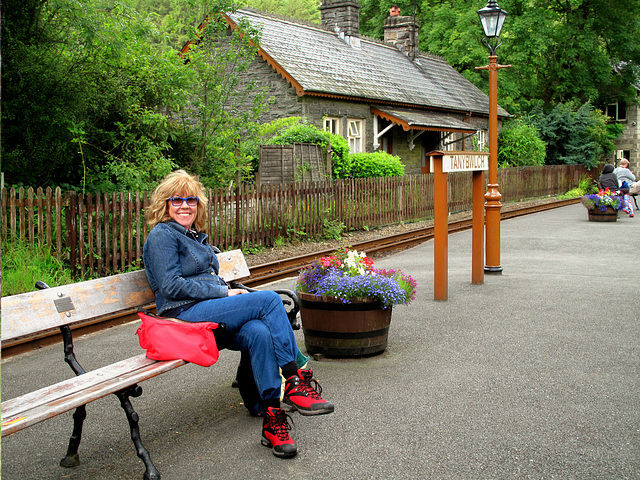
(2, 354, 186, 437)
(1, 250, 249, 344)
(1, 270, 155, 343)
(2, 353, 156, 414)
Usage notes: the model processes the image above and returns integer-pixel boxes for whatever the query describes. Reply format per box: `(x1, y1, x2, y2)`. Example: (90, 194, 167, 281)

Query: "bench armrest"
(230, 281, 300, 330)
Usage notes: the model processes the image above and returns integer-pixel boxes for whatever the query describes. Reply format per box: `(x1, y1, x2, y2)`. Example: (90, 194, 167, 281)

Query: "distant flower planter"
(581, 188, 624, 222)
(298, 293, 392, 357)
(587, 206, 619, 222)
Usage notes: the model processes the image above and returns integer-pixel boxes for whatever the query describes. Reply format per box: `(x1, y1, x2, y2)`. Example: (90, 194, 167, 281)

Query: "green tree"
(358, 0, 640, 116)
(502, 0, 640, 113)
(528, 102, 622, 168)
(2, 0, 271, 190)
(176, 4, 270, 187)
(2, 0, 188, 189)
(240, 0, 321, 23)
(498, 119, 546, 167)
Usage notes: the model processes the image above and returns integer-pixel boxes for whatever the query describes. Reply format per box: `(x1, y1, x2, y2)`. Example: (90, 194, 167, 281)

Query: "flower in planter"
(581, 188, 625, 212)
(295, 247, 417, 308)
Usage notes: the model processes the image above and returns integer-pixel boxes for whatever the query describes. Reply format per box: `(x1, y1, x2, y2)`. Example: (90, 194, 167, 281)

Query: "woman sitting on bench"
(143, 170, 334, 459)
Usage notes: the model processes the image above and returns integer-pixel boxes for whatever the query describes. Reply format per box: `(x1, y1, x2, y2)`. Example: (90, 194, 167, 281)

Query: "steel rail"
(244, 197, 579, 287)
(1, 198, 579, 359)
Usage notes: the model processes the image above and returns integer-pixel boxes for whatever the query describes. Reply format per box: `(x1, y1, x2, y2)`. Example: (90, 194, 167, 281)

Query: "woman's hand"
(228, 288, 249, 296)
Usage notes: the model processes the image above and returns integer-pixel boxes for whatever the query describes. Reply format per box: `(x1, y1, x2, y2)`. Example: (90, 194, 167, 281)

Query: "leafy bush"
(322, 131, 351, 179)
(2, 240, 74, 296)
(88, 156, 178, 192)
(348, 151, 404, 178)
(498, 119, 546, 167)
(557, 176, 598, 199)
(559, 187, 583, 199)
(268, 123, 327, 145)
(322, 215, 346, 240)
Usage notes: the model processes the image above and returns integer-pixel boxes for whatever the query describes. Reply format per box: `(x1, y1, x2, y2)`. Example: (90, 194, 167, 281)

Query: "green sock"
(296, 349, 310, 369)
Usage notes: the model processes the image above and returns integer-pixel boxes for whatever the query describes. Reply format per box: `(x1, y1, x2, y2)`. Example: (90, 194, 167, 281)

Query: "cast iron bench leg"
(59, 405, 87, 467)
(115, 385, 160, 480)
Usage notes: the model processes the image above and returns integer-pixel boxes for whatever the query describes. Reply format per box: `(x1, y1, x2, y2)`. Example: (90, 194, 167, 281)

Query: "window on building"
(348, 119, 363, 153)
(440, 132, 455, 151)
(607, 102, 627, 122)
(474, 130, 487, 151)
(616, 150, 631, 163)
(323, 117, 339, 134)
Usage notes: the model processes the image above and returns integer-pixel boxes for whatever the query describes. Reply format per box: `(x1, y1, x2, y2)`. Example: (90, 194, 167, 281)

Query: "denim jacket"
(142, 220, 228, 315)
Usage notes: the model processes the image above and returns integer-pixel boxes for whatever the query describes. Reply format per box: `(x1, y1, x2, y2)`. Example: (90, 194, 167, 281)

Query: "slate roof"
(227, 9, 509, 118)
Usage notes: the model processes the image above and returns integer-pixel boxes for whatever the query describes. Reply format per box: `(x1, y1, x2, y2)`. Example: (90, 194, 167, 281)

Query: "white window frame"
(440, 132, 455, 151)
(607, 102, 627, 122)
(348, 119, 364, 153)
(616, 150, 631, 161)
(474, 130, 487, 151)
(323, 117, 340, 135)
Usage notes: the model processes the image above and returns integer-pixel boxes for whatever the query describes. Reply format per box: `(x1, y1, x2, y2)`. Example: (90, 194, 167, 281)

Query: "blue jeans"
(176, 290, 298, 401)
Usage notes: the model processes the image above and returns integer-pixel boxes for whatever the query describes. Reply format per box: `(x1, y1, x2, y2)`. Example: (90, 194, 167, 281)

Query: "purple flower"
(296, 251, 417, 307)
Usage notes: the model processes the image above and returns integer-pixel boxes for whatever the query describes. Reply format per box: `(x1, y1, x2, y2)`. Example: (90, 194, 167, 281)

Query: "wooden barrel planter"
(588, 206, 618, 222)
(298, 292, 392, 357)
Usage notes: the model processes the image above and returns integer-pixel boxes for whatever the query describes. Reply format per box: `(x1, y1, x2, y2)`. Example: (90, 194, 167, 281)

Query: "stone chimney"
(383, 7, 419, 60)
(319, 0, 361, 38)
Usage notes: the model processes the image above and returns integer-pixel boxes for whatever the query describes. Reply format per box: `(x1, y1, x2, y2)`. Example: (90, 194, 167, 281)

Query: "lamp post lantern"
(475, 0, 510, 274)
(477, 0, 508, 54)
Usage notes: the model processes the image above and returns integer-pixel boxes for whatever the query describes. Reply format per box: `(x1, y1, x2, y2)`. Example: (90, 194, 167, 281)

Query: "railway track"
(2, 197, 579, 359)
(244, 197, 579, 287)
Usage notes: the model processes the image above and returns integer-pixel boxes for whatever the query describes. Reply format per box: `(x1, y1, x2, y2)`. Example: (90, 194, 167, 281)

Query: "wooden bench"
(1, 250, 299, 480)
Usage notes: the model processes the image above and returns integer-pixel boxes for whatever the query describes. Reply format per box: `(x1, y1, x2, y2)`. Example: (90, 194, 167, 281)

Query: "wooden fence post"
(68, 192, 78, 273)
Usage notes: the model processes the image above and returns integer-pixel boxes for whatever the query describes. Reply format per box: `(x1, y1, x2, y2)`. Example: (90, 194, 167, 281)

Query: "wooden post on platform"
(432, 153, 448, 301)
(472, 170, 485, 284)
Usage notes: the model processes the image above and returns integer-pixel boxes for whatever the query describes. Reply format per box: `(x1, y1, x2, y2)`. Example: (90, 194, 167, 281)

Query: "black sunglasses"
(168, 196, 199, 207)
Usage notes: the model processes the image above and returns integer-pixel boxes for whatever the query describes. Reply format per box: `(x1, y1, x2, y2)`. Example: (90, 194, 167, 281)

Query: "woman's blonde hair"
(146, 170, 209, 232)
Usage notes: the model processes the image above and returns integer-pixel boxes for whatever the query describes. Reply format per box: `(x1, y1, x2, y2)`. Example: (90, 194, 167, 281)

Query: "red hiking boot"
(261, 407, 297, 458)
(283, 368, 335, 416)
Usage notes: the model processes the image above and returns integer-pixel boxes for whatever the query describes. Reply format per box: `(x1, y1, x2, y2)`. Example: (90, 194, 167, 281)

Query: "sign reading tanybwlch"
(430, 151, 489, 173)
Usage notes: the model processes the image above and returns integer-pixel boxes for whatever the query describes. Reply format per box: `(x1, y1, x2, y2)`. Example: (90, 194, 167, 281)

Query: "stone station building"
(222, 0, 509, 175)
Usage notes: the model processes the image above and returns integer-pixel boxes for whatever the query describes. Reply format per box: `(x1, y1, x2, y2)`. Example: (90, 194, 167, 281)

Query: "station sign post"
(428, 151, 489, 300)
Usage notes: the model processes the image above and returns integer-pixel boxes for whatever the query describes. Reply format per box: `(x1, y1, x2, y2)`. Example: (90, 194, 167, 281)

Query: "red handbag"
(136, 309, 220, 367)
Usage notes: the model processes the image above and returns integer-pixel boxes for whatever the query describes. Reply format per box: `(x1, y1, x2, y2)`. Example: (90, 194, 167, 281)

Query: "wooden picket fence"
(1, 165, 586, 277)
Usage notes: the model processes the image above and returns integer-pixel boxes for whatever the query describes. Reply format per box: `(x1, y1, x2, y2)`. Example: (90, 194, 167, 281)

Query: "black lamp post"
(475, 0, 509, 274)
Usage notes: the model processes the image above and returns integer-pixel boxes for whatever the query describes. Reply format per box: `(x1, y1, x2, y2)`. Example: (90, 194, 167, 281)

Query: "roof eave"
(371, 107, 478, 133)
(305, 91, 504, 119)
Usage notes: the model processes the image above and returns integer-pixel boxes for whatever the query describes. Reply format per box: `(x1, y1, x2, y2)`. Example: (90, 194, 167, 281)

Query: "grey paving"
(2, 203, 639, 480)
